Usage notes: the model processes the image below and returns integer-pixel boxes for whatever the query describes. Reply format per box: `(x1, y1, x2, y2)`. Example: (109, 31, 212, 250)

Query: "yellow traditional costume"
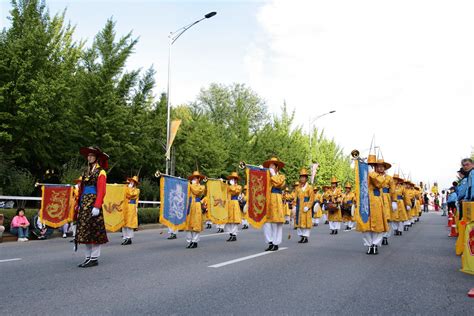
(185, 171, 206, 248)
(225, 172, 242, 242)
(313, 187, 323, 225)
(327, 177, 342, 234)
(121, 176, 140, 245)
(358, 159, 390, 254)
(262, 157, 286, 251)
(341, 183, 356, 231)
(391, 174, 407, 235)
(294, 168, 314, 243)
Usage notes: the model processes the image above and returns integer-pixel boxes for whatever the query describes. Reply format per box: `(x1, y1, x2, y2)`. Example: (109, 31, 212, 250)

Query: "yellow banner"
(206, 179, 229, 225)
(166, 119, 182, 159)
(103, 184, 126, 232)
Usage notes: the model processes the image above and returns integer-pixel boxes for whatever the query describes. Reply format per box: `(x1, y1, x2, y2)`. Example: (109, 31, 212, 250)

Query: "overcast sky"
(1, 0, 473, 189)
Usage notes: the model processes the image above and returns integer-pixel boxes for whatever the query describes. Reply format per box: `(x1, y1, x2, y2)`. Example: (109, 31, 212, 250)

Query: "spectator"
(441, 190, 447, 216)
(10, 208, 30, 242)
(423, 193, 429, 213)
(31, 211, 54, 240)
(447, 187, 458, 214)
(0, 214, 5, 242)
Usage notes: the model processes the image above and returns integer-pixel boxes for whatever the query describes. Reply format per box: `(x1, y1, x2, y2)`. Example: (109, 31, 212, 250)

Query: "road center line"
(208, 247, 288, 268)
(0, 258, 22, 263)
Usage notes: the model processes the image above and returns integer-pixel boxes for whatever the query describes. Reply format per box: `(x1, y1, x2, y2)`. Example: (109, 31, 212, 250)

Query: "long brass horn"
(238, 161, 246, 170)
(154, 170, 161, 178)
(350, 149, 360, 159)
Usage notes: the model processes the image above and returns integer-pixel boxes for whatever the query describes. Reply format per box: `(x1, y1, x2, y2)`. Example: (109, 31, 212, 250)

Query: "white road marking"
(208, 247, 288, 268)
(0, 258, 22, 263)
(200, 233, 224, 238)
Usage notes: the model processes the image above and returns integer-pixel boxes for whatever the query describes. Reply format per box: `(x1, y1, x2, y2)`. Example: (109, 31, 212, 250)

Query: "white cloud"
(245, 0, 474, 188)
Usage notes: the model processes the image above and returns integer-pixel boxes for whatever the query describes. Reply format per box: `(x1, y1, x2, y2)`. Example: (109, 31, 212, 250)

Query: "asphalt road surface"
(1, 212, 473, 315)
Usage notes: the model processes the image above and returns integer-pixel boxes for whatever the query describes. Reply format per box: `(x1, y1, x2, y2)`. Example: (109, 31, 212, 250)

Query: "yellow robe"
(185, 183, 205, 232)
(282, 192, 292, 217)
(327, 187, 342, 222)
(313, 192, 323, 218)
(391, 184, 406, 222)
(381, 176, 393, 222)
(202, 196, 210, 221)
(341, 191, 355, 222)
(124, 186, 139, 229)
(357, 172, 388, 233)
(295, 184, 314, 229)
(321, 191, 331, 216)
(266, 173, 286, 223)
(227, 184, 242, 224)
(404, 188, 415, 219)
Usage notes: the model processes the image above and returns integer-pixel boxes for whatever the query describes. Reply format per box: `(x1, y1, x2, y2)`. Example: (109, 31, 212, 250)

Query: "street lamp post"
(308, 110, 336, 162)
(165, 11, 217, 175)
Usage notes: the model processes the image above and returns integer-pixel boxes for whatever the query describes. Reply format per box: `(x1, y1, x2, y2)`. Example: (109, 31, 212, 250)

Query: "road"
(1, 212, 473, 315)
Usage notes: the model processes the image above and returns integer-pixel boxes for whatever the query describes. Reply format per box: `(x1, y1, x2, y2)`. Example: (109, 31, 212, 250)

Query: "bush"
(60, 158, 84, 184)
(138, 207, 159, 225)
(139, 178, 159, 201)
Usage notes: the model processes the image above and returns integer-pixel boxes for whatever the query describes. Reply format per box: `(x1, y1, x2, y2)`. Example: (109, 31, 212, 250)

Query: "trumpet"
(203, 176, 227, 184)
(350, 149, 360, 159)
(238, 161, 265, 170)
(154, 170, 161, 178)
(35, 182, 72, 187)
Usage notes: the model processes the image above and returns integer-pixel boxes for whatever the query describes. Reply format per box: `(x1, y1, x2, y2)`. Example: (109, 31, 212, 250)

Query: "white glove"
(92, 207, 100, 217)
(128, 182, 134, 188)
(304, 207, 309, 212)
(229, 179, 236, 185)
(269, 168, 276, 176)
(322, 205, 326, 211)
(406, 206, 411, 211)
(391, 202, 398, 211)
(191, 179, 197, 184)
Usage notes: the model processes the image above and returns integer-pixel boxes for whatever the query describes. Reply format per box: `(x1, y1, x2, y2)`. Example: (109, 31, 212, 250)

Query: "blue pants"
(10, 227, 29, 238)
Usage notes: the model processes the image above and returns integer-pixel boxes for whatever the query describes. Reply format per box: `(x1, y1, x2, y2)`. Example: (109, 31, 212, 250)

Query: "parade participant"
(76, 146, 109, 268)
(341, 183, 356, 232)
(414, 186, 422, 221)
(121, 176, 140, 245)
(359, 159, 390, 255)
(457, 159, 473, 255)
(185, 171, 206, 249)
(391, 173, 406, 236)
(225, 172, 242, 242)
(262, 157, 286, 252)
(283, 187, 292, 224)
(321, 185, 331, 224)
(290, 182, 299, 228)
(327, 177, 342, 235)
(239, 185, 249, 229)
(312, 187, 323, 227)
(294, 168, 314, 243)
(381, 174, 395, 245)
(402, 180, 414, 231)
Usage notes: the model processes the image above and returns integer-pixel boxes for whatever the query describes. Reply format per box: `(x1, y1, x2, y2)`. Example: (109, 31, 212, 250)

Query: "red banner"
(246, 166, 271, 229)
(40, 185, 73, 228)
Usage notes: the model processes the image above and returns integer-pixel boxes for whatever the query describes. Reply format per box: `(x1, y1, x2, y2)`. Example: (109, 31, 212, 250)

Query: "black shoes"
(78, 258, 98, 268)
(226, 234, 237, 242)
(382, 237, 388, 245)
(206, 224, 212, 229)
(331, 230, 338, 235)
(121, 238, 132, 245)
(270, 245, 279, 251)
(242, 225, 249, 229)
(302, 237, 308, 243)
(298, 236, 304, 243)
(330, 230, 334, 235)
(217, 228, 224, 233)
(325, 221, 329, 224)
(366, 245, 378, 255)
(187, 242, 198, 248)
(335, 230, 338, 235)
(265, 243, 274, 251)
(285, 220, 289, 224)
(167, 234, 177, 240)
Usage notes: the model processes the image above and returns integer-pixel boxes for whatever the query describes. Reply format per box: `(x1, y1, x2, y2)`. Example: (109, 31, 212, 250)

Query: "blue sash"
(373, 189, 381, 197)
(271, 188, 282, 194)
(129, 199, 136, 204)
(383, 188, 390, 193)
(231, 196, 239, 200)
(83, 186, 97, 195)
(397, 195, 403, 200)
